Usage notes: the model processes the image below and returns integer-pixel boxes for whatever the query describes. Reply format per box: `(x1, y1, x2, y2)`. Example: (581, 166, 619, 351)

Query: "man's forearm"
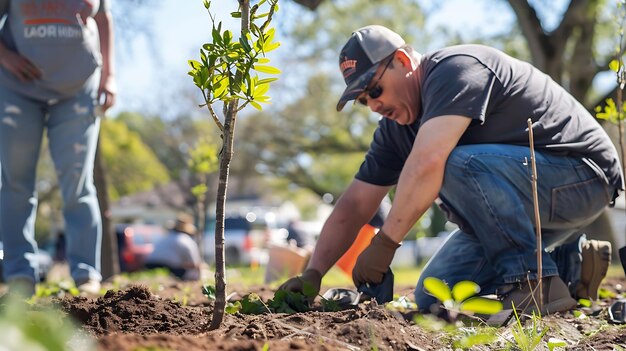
(306, 180, 390, 275)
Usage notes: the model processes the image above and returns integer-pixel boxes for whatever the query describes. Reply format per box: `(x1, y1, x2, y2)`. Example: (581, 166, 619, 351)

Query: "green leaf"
(547, 337, 567, 351)
(223, 30, 233, 45)
(230, 11, 241, 18)
(253, 83, 270, 98)
(191, 184, 208, 197)
(254, 96, 271, 103)
(252, 12, 269, 20)
(577, 298, 592, 307)
(257, 77, 278, 85)
(212, 25, 222, 45)
(256, 57, 270, 64)
(188, 59, 202, 70)
(451, 280, 480, 302)
(250, 101, 263, 110)
(202, 285, 216, 300)
(609, 59, 620, 73)
(263, 42, 280, 53)
(423, 277, 452, 303)
(321, 298, 342, 312)
(302, 281, 317, 298)
(203, 0, 210, 10)
(240, 294, 269, 314)
(459, 296, 503, 315)
(239, 37, 252, 53)
(253, 65, 281, 74)
(225, 301, 242, 314)
(213, 75, 228, 98)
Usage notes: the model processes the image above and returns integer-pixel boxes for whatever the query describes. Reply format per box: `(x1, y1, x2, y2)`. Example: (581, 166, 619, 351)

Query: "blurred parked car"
(203, 213, 287, 266)
(0, 241, 53, 282)
(116, 224, 167, 272)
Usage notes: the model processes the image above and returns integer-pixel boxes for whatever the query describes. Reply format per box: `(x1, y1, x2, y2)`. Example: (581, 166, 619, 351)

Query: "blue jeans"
(415, 144, 614, 311)
(0, 77, 102, 285)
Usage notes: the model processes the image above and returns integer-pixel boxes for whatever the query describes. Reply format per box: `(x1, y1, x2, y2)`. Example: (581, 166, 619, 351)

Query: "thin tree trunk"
(94, 137, 119, 281)
(209, 99, 238, 330)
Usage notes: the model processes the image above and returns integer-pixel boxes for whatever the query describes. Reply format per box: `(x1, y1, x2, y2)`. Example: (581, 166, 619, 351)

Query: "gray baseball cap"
(336, 25, 405, 111)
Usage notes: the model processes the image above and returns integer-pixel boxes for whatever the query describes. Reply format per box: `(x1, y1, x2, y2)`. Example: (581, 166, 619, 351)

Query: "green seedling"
(547, 337, 567, 351)
(578, 298, 592, 308)
(216, 289, 315, 315)
(385, 295, 417, 312)
(452, 327, 498, 349)
(320, 297, 342, 312)
(0, 293, 95, 351)
(508, 306, 548, 351)
(598, 287, 616, 299)
(34, 281, 80, 298)
(423, 277, 503, 319)
(202, 284, 217, 300)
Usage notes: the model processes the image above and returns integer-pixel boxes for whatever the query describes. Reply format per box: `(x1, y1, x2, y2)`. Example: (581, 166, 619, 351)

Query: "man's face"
(357, 54, 419, 125)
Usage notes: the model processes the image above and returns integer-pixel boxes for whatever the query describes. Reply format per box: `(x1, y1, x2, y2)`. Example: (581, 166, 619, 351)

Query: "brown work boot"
(576, 240, 611, 300)
(498, 276, 576, 316)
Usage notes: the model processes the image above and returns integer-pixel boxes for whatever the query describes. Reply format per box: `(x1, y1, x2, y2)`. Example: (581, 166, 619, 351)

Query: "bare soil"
(45, 274, 626, 350)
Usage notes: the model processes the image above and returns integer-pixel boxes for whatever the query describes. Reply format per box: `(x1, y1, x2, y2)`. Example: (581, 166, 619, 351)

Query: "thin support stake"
(527, 118, 543, 310)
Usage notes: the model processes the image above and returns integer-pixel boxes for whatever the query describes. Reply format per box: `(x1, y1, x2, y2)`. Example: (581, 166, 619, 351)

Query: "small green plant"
(172, 286, 193, 306)
(547, 337, 567, 351)
(0, 294, 95, 351)
(385, 295, 417, 312)
(423, 277, 503, 319)
(34, 281, 80, 298)
(452, 326, 498, 349)
(508, 306, 548, 351)
(202, 284, 315, 315)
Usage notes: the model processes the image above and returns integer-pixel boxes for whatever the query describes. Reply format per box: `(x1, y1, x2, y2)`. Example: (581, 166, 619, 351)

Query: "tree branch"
(507, 0, 550, 71)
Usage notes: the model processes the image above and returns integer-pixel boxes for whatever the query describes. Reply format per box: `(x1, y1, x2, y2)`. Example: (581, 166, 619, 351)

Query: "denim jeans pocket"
(550, 176, 610, 223)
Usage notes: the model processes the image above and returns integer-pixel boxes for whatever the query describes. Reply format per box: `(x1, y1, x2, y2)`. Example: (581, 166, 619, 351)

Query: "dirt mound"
(43, 276, 626, 350)
(54, 284, 443, 350)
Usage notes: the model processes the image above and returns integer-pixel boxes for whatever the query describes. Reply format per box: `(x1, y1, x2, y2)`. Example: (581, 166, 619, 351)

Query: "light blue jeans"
(415, 144, 615, 311)
(0, 77, 102, 285)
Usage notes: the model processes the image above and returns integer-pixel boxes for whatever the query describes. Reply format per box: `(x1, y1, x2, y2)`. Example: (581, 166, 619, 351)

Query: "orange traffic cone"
(336, 224, 377, 277)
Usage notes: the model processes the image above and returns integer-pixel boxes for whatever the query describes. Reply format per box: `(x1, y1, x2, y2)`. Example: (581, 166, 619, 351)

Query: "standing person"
(0, 0, 115, 296)
(145, 214, 202, 281)
(280, 25, 623, 316)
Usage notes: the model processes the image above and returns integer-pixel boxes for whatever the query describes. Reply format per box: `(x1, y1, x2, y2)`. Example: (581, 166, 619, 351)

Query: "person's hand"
(0, 48, 42, 82)
(278, 268, 322, 301)
(352, 230, 400, 288)
(98, 75, 117, 114)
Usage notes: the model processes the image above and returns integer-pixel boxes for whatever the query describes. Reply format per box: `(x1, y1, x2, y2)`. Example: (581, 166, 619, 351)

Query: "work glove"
(352, 230, 401, 288)
(278, 268, 322, 302)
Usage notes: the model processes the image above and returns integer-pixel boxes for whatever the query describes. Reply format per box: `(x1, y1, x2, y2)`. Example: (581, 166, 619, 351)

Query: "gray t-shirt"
(356, 44, 624, 198)
(146, 231, 202, 280)
(0, 0, 109, 100)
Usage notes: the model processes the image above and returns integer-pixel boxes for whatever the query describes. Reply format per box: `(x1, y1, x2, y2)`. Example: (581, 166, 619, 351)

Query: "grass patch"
(204, 265, 424, 290)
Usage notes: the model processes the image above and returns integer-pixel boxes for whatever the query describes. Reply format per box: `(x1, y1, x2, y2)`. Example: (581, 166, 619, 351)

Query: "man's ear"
(394, 48, 416, 70)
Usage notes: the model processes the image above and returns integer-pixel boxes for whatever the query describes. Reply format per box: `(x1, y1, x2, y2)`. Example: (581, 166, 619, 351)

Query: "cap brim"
(336, 64, 380, 111)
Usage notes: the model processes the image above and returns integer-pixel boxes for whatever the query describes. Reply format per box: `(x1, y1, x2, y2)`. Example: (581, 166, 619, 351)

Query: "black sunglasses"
(357, 57, 393, 106)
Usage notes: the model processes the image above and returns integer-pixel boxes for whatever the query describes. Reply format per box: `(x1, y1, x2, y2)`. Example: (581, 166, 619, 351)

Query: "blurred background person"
(0, 0, 116, 296)
(145, 213, 202, 281)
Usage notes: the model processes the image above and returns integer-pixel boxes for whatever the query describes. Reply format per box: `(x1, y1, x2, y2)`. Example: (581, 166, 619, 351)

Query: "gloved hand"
(352, 230, 401, 288)
(278, 268, 322, 301)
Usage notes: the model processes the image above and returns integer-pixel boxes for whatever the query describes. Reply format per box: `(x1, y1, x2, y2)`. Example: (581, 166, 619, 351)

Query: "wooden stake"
(527, 118, 543, 310)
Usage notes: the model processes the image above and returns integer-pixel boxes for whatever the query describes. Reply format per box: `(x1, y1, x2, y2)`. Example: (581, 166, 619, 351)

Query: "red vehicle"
(116, 224, 167, 272)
